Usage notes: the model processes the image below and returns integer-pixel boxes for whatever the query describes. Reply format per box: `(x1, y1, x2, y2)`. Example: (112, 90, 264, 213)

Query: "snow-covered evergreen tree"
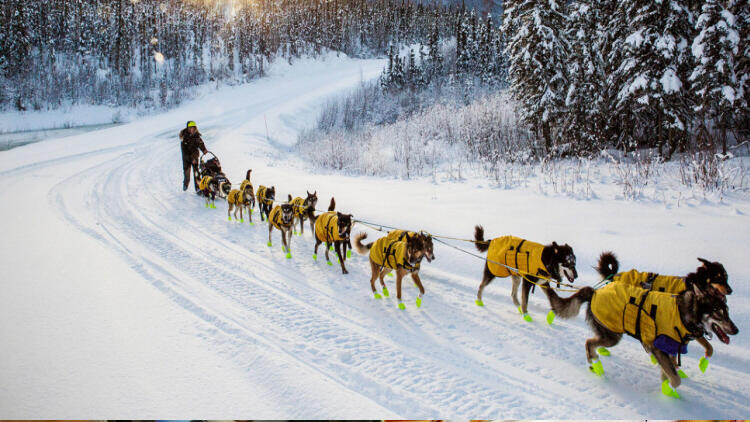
(690, 0, 740, 153)
(732, 0, 749, 136)
(614, 0, 693, 155)
(504, 0, 569, 152)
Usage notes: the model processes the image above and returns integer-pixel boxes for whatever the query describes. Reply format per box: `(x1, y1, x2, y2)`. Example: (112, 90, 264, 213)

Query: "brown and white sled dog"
(542, 277, 738, 398)
(289, 191, 318, 235)
(473, 225, 578, 322)
(313, 198, 353, 274)
(198, 175, 219, 208)
(354, 231, 431, 309)
(596, 252, 733, 363)
(267, 201, 295, 258)
(227, 170, 256, 224)
(256, 185, 275, 222)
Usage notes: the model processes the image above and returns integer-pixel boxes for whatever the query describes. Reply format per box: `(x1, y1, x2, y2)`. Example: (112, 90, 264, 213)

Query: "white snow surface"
(2, 55, 750, 418)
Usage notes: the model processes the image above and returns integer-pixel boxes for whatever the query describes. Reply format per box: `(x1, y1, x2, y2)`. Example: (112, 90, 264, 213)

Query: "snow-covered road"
(1, 55, 749, 418)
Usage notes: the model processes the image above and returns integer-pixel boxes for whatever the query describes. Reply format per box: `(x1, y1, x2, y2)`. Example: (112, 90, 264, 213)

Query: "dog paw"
(373, 292, 383, 300)
(650, 354, 658, 365)
(661, 380, 680, 398)
(398, 302, 406, 310)
(597, 347, 611, 357)
(382, 287, 389, 297)
(522, 313, 533, 322)
(286, 252, 292, 259)
(267, 242, 272, 247)
(475, 299, 484, 307)
(416, 297, 422, 308)
(312, 254, 317, 260)
(326, 261, 333, 266)
(240, 219, 244, 223)
(227, 216, 232, 221)
(346, 250, 352, 258)
(678, 369, 688, 379)
(699, 356, 710, 373)
(589, 359, 604, 376)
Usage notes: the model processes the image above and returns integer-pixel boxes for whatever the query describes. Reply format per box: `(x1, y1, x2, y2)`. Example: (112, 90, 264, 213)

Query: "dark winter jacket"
(179, 128, 208, 159)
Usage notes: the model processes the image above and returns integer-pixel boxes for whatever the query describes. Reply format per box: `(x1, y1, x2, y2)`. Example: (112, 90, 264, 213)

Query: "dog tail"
(542, 282, 594, 319)
(353, 232, 372, 255)
(474, 225, 490, 252)
(245, 169, 252, 180)
(288, 194, 292, 202)
(328, 197, 336, 211)
(597, 251, 619, 281)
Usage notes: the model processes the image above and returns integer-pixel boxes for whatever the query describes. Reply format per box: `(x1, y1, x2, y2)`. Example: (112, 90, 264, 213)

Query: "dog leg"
(227, 204, 233, 221)
(476, 264, 494, 306)
(653, 349, 682, 397)
(267, 224, 273, 247)
(335, 241, 348, 274)
(520, 278, 533, 322)
(396, 269, 405, 310)
(313, 238, 321, 260)
(510, 275, 521, 308)
(378, 267, 390, 297)
(282, 229, 291, 258)
(370, 260, 382, 299)
(324, 241, 331, 264)
(411, 272, 425, 308)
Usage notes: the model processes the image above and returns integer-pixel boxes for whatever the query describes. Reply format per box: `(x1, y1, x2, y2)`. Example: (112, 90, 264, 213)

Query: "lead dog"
(596, 252, 732, 365)
(542, 278, 738, 398)
(473, 225, 578, 322)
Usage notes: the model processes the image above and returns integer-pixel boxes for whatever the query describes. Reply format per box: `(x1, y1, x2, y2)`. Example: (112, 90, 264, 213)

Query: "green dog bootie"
(267, 241, 272, 247)
(374, 292, 383, 299)
(228, 216, 232, 221)
(327, 261, 333, 266)
(475, 299, 484, 306)
(329, 245, 334, 251)
(546, 310, 556, 325)
(205, 203, 209, 208)
(387, 272, 394, 277)
(416, 297, 422, 308)
(590, 359, 604, 376)
(650, 354, 658, 365)
(522, 313, 533, 322)
(382, 287, 389, 297)
(240, 218, 244, 223)
(398, 302, 406, 310)
(250, 221, 255, 226)
(346, 249, 352, 258)
(661, 380, 680, 398)
(677, 369, 688, 379)
(597, 347, 611, 357)
(312, 254, 317, 260)
(210, 203, 216, 209)
(699, 356, 709, 373)
(286, 252, 292, 259)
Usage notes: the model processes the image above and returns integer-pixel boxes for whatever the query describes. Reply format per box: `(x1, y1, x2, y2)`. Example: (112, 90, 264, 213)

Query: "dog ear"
(307, 190, 310, 196)
(314, 190, 317, 195)
(698, 257, 711, 267)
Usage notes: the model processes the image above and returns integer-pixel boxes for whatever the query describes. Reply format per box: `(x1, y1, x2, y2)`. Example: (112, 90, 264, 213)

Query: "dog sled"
(199, 151, 232, 198)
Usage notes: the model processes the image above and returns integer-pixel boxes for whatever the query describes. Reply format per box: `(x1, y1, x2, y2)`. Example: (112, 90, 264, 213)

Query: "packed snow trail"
(1, 56, 749, 418)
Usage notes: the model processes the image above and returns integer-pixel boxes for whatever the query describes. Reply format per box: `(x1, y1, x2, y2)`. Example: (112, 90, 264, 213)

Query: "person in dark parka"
(180, 120, 208, 191)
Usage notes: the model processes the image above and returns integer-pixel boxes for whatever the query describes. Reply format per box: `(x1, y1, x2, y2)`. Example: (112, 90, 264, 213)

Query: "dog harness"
(239, 180, 253, 194)
(257, 185, 273, 205)
(591, 282, 691, 355)
(269, 205, 290, 230)
(291, 197, 308, 217)
(612, 269, 686, 293)
(315, 211, 346, 242)
(227, 189, 247, 206)
(198, 175, 213, 191)
(370, 237, 419, 271)
(486, 236, 549, 279)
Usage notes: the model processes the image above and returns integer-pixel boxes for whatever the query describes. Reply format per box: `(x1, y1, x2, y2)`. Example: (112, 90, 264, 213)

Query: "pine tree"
(732, 0, 749, 137)
(690, 0, 740, 153)
(614, 0, 693, 155)
(504, 0, 569, 152)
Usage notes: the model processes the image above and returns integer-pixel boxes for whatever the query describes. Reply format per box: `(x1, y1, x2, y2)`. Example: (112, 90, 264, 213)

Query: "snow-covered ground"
(1, 54, 749, 418)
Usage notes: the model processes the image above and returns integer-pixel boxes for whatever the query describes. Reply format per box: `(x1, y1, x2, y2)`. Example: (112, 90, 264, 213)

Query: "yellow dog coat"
(257, 185, 273, 205)
(386, 229, 417, 242)
(591, 282, 691, 353)
(268, 205, 290, 230)
(315, 211, 345, 242)
(612, 269, 686, 293)
(291, 197, 308, 217)
(239, 180, 253, 193)
(227, 189, 247, 206)
(370, 237, 418, 271)
(486, 236, 549, 278)
(198, 175, 213, 191)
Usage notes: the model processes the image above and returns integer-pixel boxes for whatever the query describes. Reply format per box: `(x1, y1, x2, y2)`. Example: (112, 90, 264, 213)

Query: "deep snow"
(1, 53, 749, 418)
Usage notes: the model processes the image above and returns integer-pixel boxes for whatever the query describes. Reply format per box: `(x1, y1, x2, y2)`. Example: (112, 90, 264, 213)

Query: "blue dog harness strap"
(654, 334, 688, 356)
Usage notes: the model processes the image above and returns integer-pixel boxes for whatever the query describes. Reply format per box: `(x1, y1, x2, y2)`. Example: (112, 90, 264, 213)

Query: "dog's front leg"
(267, 225, 273, 246)
(335, 241, 348, 274)
(510, 275, 521, 308)
(653, 348, 682, 397)
(395, 269, 405, 309)
(696, 336, 713, 358)
(411, 272, 425, 308)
